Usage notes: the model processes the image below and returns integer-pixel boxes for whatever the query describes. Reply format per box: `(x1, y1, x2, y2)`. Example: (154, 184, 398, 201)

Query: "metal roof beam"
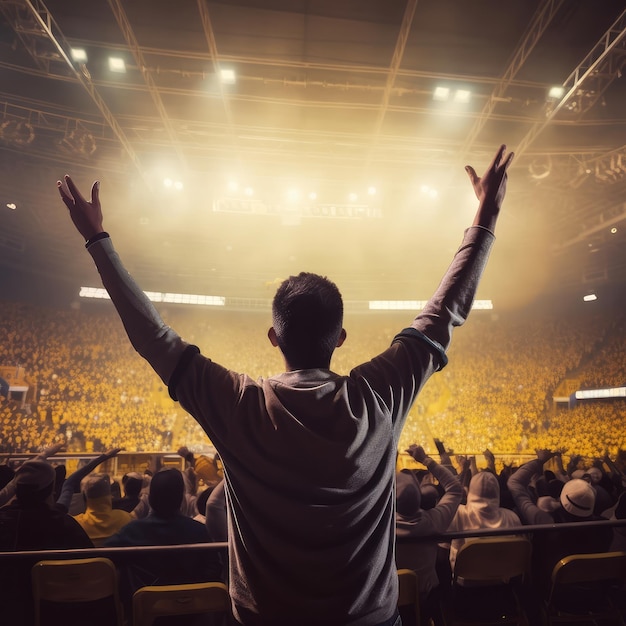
(515, 7, 626, 160)
(107, 0, 187, 170)
(459, 0, 565, 160)
(5, 0, 145, 178)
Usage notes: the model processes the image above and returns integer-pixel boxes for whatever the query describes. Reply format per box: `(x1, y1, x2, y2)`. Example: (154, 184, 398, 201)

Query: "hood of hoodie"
(463, 472, 505, 527)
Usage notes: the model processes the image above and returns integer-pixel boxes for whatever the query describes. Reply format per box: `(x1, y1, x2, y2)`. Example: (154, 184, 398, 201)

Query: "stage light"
(433, 86, 450, 101)
(220, 68, 236, 84)
(286, 188, 300, 202)
(108, 57, 126, 73)
(454, 89, 471, 103)
(548, 85, 564, 99)
(6, 203, 16, 210)
(0, 120, 35, 146)
(583, 293, 597, 302)
(71, 48, 88, 62)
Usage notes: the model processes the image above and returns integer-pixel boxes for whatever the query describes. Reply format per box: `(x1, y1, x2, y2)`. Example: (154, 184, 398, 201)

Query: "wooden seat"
(31, 557, 124, 626)
(397, 568, 421, 626)
(133, 581, 231, 626)
(445, 536, 532, 626)
(543, 550, 626, 625)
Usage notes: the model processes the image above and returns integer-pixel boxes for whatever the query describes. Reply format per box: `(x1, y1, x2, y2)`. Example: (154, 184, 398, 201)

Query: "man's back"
(57, 143, 514, 625)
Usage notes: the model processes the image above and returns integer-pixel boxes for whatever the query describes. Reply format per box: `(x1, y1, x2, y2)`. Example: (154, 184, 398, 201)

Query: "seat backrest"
(454, 536, 532, 584)
(31, 557, 123, 626)
(397, 569, 420, 626)
(551, 551, 626, 586)
(132, 582, 230, 626)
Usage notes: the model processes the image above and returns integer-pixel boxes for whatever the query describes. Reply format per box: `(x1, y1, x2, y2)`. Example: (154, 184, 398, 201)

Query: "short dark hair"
(149, 468, 184, 517)
(272, 272, 343, 368)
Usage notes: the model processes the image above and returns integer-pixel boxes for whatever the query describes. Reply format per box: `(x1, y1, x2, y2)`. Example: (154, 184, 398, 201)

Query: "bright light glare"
(80, 287, 225, 306)
(433, 86, 450, 101)
(71, 48, 88, 62)
(348, 192, 358, 202)
(163, 178, 173, 188)
(548, 85, 564, 99)
(420, 185, 438, 199)
(6, 203, 17, 210)
(108, 57, 126, 73)
(220, 68, 236, 84)
(367, 186, 377, 196)
(173, 181, 184, 191)
(286, 188, 300, 202)
(583, 294, 597, 302)
(227, 180, 239, 193)
(454, 89, 471, 103)
(610, 227, 617, 234)
(244, 187, 254, 196)
(308, 191, 317, 201)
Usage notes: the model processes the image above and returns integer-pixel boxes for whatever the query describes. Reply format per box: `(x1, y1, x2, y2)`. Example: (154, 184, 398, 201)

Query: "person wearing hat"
(0, 456, 93, 624)
(507, 450, 613, 594)
(0, 457, 93, 551)
(395, 444, 463, 626)
(0, 441, 64, 507)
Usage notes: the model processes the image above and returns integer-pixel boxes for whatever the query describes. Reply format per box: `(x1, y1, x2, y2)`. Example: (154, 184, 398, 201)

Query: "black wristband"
(85, 231, 110, 249)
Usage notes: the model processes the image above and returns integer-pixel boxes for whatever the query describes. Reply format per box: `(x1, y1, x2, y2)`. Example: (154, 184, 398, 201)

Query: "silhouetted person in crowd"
(178, 445, 222, 488)
(0, 456, 92, 623)
(507, 449, 613, 593)
(56, 447, 131, 546)
(57, 144, 513, 626)
(112, 471, 143, 512)
(105, 468, 221, 607)
(396, 444, 463, 626)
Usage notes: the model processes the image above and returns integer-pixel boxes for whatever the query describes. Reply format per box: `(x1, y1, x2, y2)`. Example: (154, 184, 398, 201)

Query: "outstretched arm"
(407, 145, 514, 360)
(0, 441, 65, 507)
(57, 176, 190, 386)
(56, 447, 121, 511)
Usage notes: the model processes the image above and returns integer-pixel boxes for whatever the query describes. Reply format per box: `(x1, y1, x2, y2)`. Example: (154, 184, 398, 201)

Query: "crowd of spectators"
(0, 299, 624, 459)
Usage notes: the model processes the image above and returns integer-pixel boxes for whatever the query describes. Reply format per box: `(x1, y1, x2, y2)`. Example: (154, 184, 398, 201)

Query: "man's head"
(270, 272, 346, 369)
(81, 473, 112, 501)
(149, 468, 184, 518)
(122, 472, 143, 498)
(15, 460, 56, 506)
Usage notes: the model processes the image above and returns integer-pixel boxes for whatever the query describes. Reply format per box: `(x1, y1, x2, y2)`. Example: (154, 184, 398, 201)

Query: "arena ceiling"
(0, 0, 626, 310)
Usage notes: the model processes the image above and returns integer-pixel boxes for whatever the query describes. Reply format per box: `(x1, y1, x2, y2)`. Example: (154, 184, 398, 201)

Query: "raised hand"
(536, 448, 556, 464)
(466, 144, 514, 231)
(40, 441, 65, 459)
(103, 447, 123, 459)
(57, 175, 104, 241)
(406, 444, 427, 464)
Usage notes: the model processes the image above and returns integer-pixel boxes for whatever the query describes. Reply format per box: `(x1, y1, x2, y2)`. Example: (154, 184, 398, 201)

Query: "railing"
(1, 518, 625, 561)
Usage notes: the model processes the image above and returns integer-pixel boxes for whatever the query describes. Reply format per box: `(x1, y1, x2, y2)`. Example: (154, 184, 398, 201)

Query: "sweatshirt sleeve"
(421, 459, 464, 532)
(87, 237, 189, 385)
(507, 458, 553, 525)
(394, 226, 495, 371)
